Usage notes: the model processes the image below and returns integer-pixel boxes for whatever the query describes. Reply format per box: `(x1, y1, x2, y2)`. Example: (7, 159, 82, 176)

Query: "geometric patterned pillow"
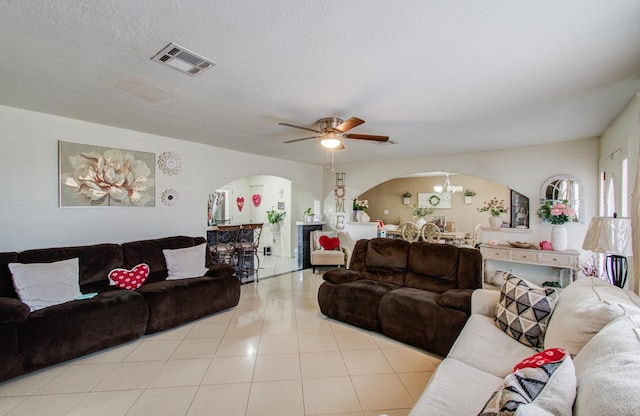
(478, 349, 576, 416)
(495, 274, 559, 349)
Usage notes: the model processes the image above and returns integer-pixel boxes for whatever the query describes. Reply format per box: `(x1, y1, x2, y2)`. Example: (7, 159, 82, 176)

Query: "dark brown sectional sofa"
(318, 238, 482, 356)
(0, 236, 240, 383)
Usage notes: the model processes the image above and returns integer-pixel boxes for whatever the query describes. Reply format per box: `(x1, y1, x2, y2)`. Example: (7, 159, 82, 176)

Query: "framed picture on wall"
(277, 202, 285, 210)
(59, 141, 155, 207)
(510, 189, 529, 228)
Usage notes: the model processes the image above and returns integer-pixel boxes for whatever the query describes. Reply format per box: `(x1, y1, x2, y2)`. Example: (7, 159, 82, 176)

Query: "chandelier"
(434, 174, 463, 194)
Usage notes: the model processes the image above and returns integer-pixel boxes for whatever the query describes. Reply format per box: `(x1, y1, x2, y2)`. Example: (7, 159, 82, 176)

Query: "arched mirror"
(540, 175, 583, 223)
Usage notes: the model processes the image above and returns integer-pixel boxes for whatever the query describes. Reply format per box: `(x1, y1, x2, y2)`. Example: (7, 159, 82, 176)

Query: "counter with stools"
(207, 223, 263, 284)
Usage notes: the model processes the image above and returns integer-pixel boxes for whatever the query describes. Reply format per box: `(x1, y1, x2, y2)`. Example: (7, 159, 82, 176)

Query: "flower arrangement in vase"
(537, 200, 575, 251)
(353, 199, 369, 211)
(536, 200, 575, 224)
(353, 199, 370, 222)
(478, 197, 508, 227)
(408, 203, 436, 227)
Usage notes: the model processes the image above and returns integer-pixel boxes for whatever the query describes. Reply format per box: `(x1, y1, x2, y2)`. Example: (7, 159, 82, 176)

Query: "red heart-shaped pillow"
(108, 263, 149, 290)
(319, 235, 340, 251)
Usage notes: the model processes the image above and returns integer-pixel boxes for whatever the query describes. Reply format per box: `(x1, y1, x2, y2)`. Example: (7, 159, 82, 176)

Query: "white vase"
(415, 216, 427, 228)
(269, 223, 279, 232)
(488, 216, 503, 228)
(356, 210, 370, 223)
(464, 196, 472, 205)
(551, 224, 568, 251)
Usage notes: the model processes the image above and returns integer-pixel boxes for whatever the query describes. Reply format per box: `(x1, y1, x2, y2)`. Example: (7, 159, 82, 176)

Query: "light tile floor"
(0, 269, 441, 416)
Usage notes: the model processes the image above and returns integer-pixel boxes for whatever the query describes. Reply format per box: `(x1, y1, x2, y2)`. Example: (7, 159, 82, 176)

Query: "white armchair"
(310, 230, 346, 272)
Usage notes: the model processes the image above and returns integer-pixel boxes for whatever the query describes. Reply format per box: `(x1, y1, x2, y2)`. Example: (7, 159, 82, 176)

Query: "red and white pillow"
(479, 348, 576, 416)
(108, 263, 149, 290)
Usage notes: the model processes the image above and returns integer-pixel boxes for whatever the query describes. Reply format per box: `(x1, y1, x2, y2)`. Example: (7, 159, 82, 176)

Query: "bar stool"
(211, 224, 241, 265)
(237, 223, 263, 283)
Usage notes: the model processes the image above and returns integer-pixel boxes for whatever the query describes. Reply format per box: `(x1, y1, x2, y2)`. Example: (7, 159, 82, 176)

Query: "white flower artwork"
(59, 141, 155, 207)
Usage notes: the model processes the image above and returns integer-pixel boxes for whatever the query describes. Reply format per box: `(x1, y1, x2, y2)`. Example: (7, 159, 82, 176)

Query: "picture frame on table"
(510, 189, 529, 228)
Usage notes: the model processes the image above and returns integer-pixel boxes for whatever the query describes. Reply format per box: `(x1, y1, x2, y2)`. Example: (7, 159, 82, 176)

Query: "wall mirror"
(540, 175, 583, 223)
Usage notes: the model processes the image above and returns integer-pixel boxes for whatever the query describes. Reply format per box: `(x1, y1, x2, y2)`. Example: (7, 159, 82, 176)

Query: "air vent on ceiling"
(151, 43, 216, 77)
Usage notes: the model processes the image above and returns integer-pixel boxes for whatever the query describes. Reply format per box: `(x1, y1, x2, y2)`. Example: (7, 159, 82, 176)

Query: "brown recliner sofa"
(0, 236, 239, 383)
(318, 238, 482, 356)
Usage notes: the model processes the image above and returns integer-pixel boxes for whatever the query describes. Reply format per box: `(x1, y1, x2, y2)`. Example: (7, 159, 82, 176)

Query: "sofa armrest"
(205, 263, 236, 278)
(436, 289, 474, 314)
(0, 297, 30, 326)
(471, 289, 501, 317)
(323, 269, 362, 285)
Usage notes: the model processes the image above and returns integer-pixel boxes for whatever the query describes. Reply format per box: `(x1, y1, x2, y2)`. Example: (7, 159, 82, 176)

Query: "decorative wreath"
(429, 195, 441, 206)
(334, 185, 346, 199)
(158, 151, 182, 175)
(161, 189, 179, 206)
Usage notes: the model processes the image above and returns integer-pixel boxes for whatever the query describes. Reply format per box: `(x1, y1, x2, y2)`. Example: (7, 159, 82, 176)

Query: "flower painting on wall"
(59, 141, 155, 207)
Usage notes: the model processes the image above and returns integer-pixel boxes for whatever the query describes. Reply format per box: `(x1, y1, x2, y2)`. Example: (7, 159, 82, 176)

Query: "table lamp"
(581, 214, 633, 288)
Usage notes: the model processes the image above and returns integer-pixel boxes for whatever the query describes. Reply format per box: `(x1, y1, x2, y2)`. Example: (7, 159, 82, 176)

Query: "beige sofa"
(410, 276, 640, 415)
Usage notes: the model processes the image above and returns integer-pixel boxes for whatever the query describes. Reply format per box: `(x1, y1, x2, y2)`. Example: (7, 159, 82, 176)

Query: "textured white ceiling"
(1, 0, 639, 165)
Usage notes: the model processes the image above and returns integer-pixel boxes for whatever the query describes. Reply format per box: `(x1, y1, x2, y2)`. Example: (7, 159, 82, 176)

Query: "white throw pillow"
(163, 243, 209, 280)
(572, 314, 640, 416)
(544, 276, 640, 356)
(9, 258, 83, 312)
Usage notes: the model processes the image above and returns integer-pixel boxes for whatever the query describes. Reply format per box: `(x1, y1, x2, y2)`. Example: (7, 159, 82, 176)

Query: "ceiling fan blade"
(282, 136, 320, 144)
(335, 117, 365, 133)
(344, 133, 389, 142)
(278, 122, 322, 134)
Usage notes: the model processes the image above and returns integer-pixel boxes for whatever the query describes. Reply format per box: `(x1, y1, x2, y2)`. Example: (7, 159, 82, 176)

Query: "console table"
(480, 243, 579, 287)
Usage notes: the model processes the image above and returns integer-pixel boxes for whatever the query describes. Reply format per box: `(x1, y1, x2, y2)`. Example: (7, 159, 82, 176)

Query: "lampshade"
(582, 216, 633, 256)
(320, 133, 342, 149)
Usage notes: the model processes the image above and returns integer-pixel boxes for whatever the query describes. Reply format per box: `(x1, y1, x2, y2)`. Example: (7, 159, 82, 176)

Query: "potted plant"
(402, 191, 412, 205)
(408, 203, 436, 227)
(303, 207, 314, 222)
(266, 207, 286, 231)
(477, 197, 508, 228)
(463, 189, 476, 205)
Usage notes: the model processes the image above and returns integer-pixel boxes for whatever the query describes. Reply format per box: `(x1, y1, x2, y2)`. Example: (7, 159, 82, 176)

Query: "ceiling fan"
(279, 117, 389, 150)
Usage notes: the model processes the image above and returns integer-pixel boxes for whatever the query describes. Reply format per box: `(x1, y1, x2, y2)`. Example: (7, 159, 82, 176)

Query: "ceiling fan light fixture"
(320, 137, 342, 149)
(320, 131, 342, 149)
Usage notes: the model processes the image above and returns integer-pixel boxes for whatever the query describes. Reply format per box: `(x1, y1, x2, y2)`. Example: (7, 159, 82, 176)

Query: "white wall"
(0, 105, 323, 251)
(328, 138, 599, 253)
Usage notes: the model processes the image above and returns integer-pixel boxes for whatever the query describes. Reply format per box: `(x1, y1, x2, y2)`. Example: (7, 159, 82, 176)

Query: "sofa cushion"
(544, 276, 640, 356)
(317, 279, 399, 331)
(108, 263, 149, 290)
(379, 287, 469, 356)
(16, 243, 124, 293)
(136, 276, 240, 333)
(405, 242, 460, 293)
(409, 358, 504, 416)
(163, 243, 209, 280)
(449, 314, 535, 378)
(9, 258, 83, 311)
(572, 314, 640, 416)
(17, 290, 148, 369)
(361, 238, 409, 286)
(479, 349, 576, 416)
(495, 275, 558, 349)
(0, 252, 19, 298)
(122, 236, 211, 283)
